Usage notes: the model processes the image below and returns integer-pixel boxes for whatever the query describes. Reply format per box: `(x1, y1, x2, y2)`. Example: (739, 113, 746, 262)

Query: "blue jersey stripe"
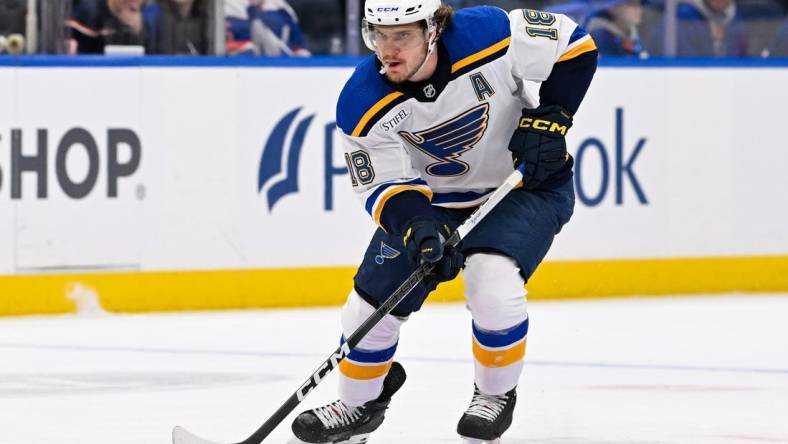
(568, 25, 588, 46)
(472, 318, 529, 348)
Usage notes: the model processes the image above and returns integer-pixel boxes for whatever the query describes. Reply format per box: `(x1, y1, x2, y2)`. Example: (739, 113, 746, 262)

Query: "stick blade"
(172, 426, 227, 444)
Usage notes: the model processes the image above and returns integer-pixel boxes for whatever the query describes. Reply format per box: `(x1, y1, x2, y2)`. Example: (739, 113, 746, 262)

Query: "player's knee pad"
(463, 253, 528, 331)
(341, 289, 406, 351)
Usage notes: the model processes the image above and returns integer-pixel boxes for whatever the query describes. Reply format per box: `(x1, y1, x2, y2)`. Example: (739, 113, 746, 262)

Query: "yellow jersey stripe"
(472, 338, 527, 368)
(451, 37, 512, 74)
(557, 37, 598, 63)
(351, 92, 404, 137)
(339, 360, 392, 380)
(372, 185, 434, 227)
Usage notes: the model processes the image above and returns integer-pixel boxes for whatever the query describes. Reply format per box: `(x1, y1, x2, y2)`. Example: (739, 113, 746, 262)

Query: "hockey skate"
(290, 361, 406, 444)
(457, 385, 517, 444)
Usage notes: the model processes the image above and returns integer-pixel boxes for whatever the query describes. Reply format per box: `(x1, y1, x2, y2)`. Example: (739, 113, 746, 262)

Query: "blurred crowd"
(65, 0, 309, 55)
(0, 0, 311, 56)
(0, 0, 786, 57)
(452, 0, 788, 57)
(545, 0, 788, 57)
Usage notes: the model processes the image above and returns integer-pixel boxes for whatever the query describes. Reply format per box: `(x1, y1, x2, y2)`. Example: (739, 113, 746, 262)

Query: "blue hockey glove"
(402, 216, 463, 284)
(508, 105, 573, 190)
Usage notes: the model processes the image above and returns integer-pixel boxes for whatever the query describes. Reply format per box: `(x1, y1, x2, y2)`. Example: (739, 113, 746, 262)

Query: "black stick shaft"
(241, 262, 434, 444)
(233, 166, 522, 444)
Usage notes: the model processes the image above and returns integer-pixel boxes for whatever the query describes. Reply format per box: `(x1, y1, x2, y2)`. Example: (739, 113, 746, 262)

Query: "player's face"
(372, 24, 429, 83)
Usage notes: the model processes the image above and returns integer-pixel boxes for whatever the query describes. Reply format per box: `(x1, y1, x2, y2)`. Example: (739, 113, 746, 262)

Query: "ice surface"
(1, 294, 787, 444)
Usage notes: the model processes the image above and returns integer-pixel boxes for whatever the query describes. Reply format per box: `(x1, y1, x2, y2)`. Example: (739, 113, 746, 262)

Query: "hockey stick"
(172, 164, 526, 444)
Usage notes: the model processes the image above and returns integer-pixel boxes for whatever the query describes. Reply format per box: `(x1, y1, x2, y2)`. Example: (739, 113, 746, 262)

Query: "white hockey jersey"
(335, 6, 596, 228)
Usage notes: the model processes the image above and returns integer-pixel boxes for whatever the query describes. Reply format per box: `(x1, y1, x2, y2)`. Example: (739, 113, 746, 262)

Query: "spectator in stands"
(648, 0, 749, 56)
(0, 0, 25, 35)
(225, 0, 310, 56)
(584, 0, 646, 57)
(545, 1, 593, 26)
(768, 13, 788, 56)
(0, 0, 26, 54)
(68, 0, 144, 54)
(143, 0, 208, 54)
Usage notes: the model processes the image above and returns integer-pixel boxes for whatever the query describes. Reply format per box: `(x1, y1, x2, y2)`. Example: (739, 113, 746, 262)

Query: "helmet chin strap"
(410, 32, 439, 79)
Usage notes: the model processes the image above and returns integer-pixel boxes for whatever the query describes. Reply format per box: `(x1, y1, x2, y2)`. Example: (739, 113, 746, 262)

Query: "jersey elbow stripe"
(472, 338, 527, 368)
(372, 185, 433, 227)
(339, 360, 393, 380)
(351, 92, 405, 137)
(364, 179, 430, 214)
(557, 36, 597, 62)
(451, 36, 511, 75)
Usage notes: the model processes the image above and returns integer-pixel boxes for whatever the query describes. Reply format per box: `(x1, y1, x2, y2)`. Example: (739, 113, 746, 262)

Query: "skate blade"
(460, 437, 500, 444)
(288, 433, 370, 444)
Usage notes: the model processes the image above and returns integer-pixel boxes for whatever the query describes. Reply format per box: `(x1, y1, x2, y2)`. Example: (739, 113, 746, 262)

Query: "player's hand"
(402, 217, 463, 283)
(428, 245, 464, 284)
(508, 105, 572, 190)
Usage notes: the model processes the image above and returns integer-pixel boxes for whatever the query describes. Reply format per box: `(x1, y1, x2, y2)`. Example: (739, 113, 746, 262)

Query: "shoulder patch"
(336, 57, 406, 137)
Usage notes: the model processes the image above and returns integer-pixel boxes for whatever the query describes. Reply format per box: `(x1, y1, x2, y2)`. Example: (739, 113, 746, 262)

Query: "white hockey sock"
(338, 290, 405, 406)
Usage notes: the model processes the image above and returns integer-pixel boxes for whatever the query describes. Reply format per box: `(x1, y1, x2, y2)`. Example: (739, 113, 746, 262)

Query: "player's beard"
(384, 46, 429, 84)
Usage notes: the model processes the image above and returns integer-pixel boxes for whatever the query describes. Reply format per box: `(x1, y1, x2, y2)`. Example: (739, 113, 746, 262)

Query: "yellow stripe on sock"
(339, 360, 392, 380)
(472, 338, 527, 368)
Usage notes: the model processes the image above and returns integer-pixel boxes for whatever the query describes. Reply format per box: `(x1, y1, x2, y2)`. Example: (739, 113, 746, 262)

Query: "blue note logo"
(258, 108, 315, 211)
(375, 242, 401, 264)
(398, 103, 489, 177)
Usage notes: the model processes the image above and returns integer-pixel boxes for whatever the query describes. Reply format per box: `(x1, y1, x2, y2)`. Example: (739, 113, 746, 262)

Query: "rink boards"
(0, 58, 787, 315)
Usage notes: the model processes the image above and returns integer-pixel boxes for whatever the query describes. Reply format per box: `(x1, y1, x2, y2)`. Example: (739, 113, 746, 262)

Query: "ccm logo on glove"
(518, 115, 570, 135)
(508, 105, 573, 190)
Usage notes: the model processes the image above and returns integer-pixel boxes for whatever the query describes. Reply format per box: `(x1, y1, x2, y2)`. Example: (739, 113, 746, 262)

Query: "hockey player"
(292, 0, 597, 442)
